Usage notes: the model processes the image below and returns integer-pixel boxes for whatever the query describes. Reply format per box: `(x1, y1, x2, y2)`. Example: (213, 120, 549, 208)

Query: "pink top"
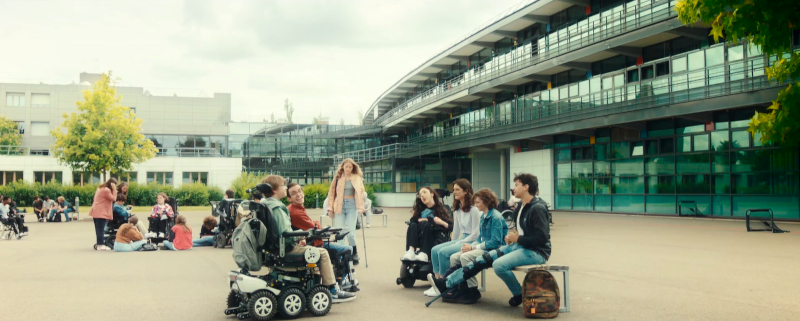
(171, 225, 193, 250)
(88, 188, 117, 220)
(150, 204, 175, 219)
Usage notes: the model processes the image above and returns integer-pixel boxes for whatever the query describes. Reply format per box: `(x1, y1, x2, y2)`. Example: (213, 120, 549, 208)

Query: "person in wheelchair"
(287, 183, 360, 292)
(146, 192, 174, 238)
(259, 175, 356, 302)
(402, 187, 453, 263)
(1, 196, 27, 239)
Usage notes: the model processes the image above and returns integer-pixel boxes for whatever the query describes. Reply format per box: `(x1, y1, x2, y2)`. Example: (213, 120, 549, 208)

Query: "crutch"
(359, 212, 369, 268)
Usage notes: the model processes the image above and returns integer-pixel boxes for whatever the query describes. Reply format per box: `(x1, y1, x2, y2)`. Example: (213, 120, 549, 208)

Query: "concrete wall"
(472, 151, 504, 199)
(509, 149, 553, 206)
(0, 155, 242, 190)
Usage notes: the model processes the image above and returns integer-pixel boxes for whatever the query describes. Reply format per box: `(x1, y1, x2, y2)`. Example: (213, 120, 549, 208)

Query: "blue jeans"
(193, 236, 215, 247)
(163, 241, 176, 250)
(114, 240, 146, 252)
(325, 242, 352, 256)
(431, 238, 467, 276)
(49, 208, 73, 221)
(446, 243, 546, 296)
(333, 199, 358, 247)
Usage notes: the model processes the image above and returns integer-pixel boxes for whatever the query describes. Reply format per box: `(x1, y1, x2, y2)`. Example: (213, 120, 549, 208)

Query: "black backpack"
(51, 213, 62, 222)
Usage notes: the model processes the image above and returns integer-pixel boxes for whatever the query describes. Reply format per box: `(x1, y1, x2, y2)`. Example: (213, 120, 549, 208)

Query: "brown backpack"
(522, 269, 560, 318)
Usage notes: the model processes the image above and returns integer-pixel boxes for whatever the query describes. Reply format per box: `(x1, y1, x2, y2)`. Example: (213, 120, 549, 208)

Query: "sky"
(0, 0, 521, 124)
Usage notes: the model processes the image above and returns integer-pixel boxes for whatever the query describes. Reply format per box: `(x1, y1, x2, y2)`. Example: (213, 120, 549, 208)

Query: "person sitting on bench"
(402, 186, 453, 263)
(429, 173, 551, 307)
(48, 196, 73, 222)
(33, 196, 46, 222)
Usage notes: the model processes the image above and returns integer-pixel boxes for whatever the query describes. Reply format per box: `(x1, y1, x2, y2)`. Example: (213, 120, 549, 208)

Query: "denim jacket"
(471, 208, 508, 251)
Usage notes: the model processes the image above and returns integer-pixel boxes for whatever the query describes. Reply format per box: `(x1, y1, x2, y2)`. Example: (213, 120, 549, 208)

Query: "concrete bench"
(479, 264, 570, 313)
(319, 213, 388, 227)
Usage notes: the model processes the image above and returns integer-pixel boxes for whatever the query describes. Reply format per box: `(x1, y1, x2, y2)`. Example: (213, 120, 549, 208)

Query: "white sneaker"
(158, 232, 165, 238)
(366, 224, 370, 228)
(423, 286, 438, 297)
(332, 288, 356, 303)
(415, 252, 429, 262)
(401, 249, 416, 261)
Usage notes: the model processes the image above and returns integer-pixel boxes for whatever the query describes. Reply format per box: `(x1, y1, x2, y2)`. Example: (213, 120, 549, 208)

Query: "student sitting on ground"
(147, 193, 174, 238)
(114, 216, 146, 252)
(33, 196, 46, 222)
(432, 188, 508, 303)
(261, 175, 356, 303)
(162, 215, 193, 251)
(402, 186, 453, 263)
(193, 216, 218, 247)
(428, 173, 551, 307)
(48, 196, 73, 222)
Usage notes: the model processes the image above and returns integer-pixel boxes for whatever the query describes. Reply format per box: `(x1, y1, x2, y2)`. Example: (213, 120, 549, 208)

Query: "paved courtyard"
(4, 207, 800, 321)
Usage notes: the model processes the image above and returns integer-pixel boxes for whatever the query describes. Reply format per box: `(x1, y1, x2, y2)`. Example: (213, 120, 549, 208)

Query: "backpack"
(232, 218, 267, 271)
(139, 243, 158, 251)
(522, 270, 560, 319)
(51, 213, 62, 222)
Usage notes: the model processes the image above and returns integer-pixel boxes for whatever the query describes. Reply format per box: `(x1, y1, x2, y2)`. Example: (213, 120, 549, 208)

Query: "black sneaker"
(461, 288, 481, 305)
(508, 294, 523, 307)
(352, 254, 360, 266)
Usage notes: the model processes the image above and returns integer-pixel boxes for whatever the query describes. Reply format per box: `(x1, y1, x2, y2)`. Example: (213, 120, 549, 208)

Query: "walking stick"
(360, 212, 369, 268)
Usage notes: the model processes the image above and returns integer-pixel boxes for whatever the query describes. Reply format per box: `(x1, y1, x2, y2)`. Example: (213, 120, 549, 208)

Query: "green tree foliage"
(0, 115, 22, 150)
(0, 181, 223, 207)
(51, 72, 158, 180)
(676, 0, 800, 146)
(230, 171, 266, 199)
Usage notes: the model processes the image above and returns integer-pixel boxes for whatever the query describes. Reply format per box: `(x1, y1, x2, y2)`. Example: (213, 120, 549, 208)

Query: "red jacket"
(288, 204, 320, 231)
(88, 188, 117, 220)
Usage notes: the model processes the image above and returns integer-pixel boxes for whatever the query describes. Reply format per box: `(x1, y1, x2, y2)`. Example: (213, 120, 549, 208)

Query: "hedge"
(0, 181, 224, 207)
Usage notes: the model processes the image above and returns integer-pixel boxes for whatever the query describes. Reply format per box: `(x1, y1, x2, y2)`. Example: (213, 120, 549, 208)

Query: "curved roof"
(365, 0, 544, 123)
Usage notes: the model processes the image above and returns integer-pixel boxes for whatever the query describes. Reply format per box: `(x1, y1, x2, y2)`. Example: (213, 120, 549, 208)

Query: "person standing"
(325, 158, 367, 265)
(88, 178, 118, 251)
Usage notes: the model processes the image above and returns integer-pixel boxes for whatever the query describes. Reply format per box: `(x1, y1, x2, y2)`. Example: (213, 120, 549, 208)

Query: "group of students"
(32, 196, 74, 222)
(1, 195, 28, 238)
(402, 173, 552, 307)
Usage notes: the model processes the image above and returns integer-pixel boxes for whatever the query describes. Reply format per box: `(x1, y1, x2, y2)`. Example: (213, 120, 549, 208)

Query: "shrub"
(174, 182, 210, 206)
(0, 181, 223, 207)
(230, 171, 265, 199)
(207, 186, 224, 203)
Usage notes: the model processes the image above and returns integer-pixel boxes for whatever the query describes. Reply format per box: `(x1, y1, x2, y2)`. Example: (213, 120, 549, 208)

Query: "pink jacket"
(88, 188, 117, 220)
(325, 175, 365, 219)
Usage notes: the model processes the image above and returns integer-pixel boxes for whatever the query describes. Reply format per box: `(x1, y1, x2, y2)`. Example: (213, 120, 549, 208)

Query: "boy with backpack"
(429, 173, 551, 307)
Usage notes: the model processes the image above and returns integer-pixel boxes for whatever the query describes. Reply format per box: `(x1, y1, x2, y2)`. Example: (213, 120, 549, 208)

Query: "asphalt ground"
(3, 208, 799, 321)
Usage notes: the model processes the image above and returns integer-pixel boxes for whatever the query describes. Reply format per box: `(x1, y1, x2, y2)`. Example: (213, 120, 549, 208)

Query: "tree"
(356, 109, 364, 125)
(51, 72, 158, 181)
(676, 0, 800, 146)
(0, 116, 22, 153)
(284, 98, 295, 124)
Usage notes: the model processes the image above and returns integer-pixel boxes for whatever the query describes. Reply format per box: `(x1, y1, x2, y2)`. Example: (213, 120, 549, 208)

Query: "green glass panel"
(713, 174, 731, 194)
(677, 195, 711, 215)
(646, 157, 675, 175)
(612, 195, 644, 213)
(573, 195, 593, 211)
(612, 158, 643, 176)
(612, 176, 644, 194)
(572, 162, 592, 178)
(594, 195, 611, 211)
(677, 174, 710, 194)
(676, 154, 710, 173)
(594, 161, 611, 177)
(555, 195, 572, 210)
(646, 195, 676, 214)
(647, 176, 675, 194)
(712, 195, 731, 216)
(556, 163, 571, 179)
(733, 196, 798, 219)
(713, 152, 730, 173)
(556, 179, 572, 194)
(731, 130, 750, 148)
(693, 134, 709, 151)
(594, 178, 611, 194)
(677, 136, 692, 153)
(711, 131, 729, 151)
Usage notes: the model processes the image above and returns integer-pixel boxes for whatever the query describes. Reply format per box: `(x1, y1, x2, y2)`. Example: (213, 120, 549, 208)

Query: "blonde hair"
(334, 158, 363, 181)
(261, 175, 286, 197)
(57, 196, 65, 203)
(175, 215, 190, 233)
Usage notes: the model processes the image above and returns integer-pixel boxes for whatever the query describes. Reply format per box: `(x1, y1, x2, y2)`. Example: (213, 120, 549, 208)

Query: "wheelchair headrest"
(434, 188, 451, 199)
(248, 183, 273, 196)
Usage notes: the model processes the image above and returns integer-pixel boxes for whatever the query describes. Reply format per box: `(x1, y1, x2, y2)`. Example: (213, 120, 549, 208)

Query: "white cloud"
(0, 0, 522, 124)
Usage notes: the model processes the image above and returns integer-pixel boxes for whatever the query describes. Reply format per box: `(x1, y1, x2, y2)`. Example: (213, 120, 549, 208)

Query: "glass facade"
(554, 111, 800, 219)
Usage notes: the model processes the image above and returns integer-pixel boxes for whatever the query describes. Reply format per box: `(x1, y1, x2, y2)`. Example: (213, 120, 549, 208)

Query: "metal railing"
(374, 0, 677, 126)
(339, 68, 783, 162)
(156, 147, 224, 157)
(0, 146, 30, 155)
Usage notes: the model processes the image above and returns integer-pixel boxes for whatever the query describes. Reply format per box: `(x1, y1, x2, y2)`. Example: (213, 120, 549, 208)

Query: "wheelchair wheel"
(104, 236, 115, 250)
(400, 277, 416, 288)
(247, 290, 277, 321)
(306, 286, 332, 317)
(227, 290, 240, 308)
(277, 288, 306, 319)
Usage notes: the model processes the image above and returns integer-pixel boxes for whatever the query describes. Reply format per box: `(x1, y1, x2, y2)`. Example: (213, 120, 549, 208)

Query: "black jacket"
(512, 197, 551, 260)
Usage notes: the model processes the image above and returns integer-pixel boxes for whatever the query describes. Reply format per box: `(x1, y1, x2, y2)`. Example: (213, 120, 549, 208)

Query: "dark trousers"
(148, 217, 168, 234)
(406, 221, 435, 256)
(34, 210, 44, 220)
(93, 218, 107, 245)
(15, 216, 26, 232)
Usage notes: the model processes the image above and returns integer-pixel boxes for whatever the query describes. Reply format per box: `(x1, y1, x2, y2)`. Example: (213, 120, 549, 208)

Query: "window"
(728, 45, 744, 61)
(73, 172, 102, 186)
(705, 46, 724, 66)
(14, 121, 24, 134)
(1, 171, 23, 185)
(31, 149, 50, 156)
(147, 172, 173, 185)
(6, 93, 25, 106)
(31, 93, 50, 107)
(34, 171, 62, 184)
(688, 51, 705, 71)
(113, 172, 138, 183)
(182, 172, 208, 185)
(129, 107, 136, 115)
(30, 122, 49, 136)
(655, 62, 670, 77)
(672, 56, 687, 73)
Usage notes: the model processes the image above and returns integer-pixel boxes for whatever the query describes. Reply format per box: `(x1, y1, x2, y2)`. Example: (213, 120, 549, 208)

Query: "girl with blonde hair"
(325, 158, 366, 264)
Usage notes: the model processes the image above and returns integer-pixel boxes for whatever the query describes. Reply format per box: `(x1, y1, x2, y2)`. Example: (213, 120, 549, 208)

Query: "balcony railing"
(0, 146, 31, 155)
(334, 143, 414, 165)
(375, 0, 677, 126)
(156, 147, 224, 157)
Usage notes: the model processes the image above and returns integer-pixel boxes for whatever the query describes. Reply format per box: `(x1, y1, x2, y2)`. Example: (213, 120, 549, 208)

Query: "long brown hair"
(175, 215, 191, 233)
(333, 158, 363, 182)
(472, 188, 499, 211)
(100, 178, 118, 192)
(411, 186, 452, 222)
(117, 181, 128, 195)
(452, 179, 474, 212)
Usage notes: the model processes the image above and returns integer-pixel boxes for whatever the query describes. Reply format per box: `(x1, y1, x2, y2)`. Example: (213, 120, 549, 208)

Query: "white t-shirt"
(516, 203, 524, 236)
